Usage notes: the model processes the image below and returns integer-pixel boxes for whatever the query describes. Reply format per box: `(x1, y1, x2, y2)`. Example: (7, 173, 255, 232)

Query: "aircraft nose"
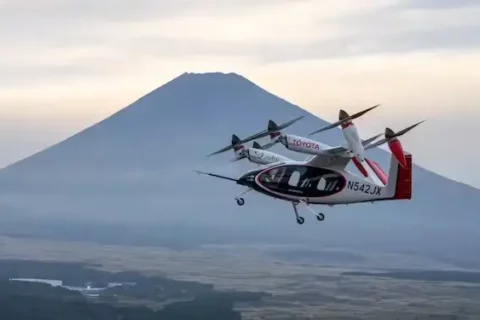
(238, 170, 260, 186)
(237, 173, 250, 186)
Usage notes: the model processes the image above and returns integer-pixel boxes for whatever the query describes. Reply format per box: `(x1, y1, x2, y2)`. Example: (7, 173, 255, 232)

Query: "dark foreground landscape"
(1, 235, 479, 320)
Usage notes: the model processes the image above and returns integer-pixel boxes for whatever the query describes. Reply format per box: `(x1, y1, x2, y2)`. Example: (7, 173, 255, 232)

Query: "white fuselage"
(282, 134, 333, 155)
(239, 155, 400, 205)
(342, 125, 365, 161)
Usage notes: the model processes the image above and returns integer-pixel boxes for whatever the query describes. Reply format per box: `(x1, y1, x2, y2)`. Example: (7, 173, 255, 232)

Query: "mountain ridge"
(0, 71, 478, 263)
(3, 71, 477, 191)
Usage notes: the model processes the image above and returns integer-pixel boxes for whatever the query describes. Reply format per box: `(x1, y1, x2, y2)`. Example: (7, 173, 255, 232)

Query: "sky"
(0, 0, 479, 187)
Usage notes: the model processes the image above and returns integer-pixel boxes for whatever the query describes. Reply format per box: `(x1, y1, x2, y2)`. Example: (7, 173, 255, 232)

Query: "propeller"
(252, 140, 278, 150)
(207, 115, 304, 156)
(361, 133, 383, 147)
(364, 120, 425, 150)
(308, 104, 380, 136)
(241, 115, 305, 142)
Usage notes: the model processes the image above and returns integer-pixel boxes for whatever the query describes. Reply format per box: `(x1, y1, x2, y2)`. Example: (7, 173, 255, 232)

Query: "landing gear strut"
(292, 202, 304, 225)
(291, 200, 326, 225)
(235, 188, 251, 206)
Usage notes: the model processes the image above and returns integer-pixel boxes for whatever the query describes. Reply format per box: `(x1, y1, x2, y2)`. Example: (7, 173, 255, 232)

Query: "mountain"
(0, 72, 478, 262)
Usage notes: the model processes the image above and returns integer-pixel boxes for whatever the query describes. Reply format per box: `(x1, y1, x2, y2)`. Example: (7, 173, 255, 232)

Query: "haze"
(0, 0, 479, 187)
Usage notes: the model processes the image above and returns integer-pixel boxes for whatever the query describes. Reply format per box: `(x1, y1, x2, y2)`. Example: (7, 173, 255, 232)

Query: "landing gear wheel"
(296, 216, 305, 225)
(236, 198, 245, 206)
(316, 213, 325, 221)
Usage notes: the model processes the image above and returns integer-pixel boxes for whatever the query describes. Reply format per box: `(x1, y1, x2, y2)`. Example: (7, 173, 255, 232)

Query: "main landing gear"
(292, 200, 325, 225)
(235, 188, 251, 206)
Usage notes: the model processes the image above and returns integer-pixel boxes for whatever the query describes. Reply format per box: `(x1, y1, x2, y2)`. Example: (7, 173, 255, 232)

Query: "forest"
(0, 259, 268, 320)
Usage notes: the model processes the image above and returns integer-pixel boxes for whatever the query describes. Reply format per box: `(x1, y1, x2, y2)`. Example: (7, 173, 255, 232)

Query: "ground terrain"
(0, 236, 478, 319)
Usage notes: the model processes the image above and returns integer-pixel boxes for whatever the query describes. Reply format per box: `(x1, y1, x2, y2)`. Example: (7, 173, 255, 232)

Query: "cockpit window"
(317, 177, 326, 190)
(288, 171, 300, 186)
(258, 165, 345, 197)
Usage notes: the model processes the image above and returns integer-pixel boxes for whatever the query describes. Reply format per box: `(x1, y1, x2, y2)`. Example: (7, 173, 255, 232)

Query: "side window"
(288, 171, 301, 187)
(317, 173, 340, 192)
(317, 177, 326, 190)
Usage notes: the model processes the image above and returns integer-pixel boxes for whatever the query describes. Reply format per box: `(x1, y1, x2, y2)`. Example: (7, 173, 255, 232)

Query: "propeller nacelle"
(231, 134, 246, 159)
(267, 120, 283, 141)
(385, 128, 407, 168)
(364, 121, 425, 168)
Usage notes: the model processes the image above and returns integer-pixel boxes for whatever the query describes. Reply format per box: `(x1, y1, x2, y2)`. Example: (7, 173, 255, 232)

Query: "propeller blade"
(229, 156, 245, 163)
(308, 122, 339, 136)
(361, 133, 383, 146)
(364, 138, 389, 150)
(240, 115, 305, 143)
(390, 120, 426, 138)
(276, 115, 305, 131)
(364, 120, 425, 150)
(208, 145, 235, 157)
(208, 116, 304, 156)
(258, 141, 278, 150)
(308, 104, 380, 136)
(349, 104, 380, 121)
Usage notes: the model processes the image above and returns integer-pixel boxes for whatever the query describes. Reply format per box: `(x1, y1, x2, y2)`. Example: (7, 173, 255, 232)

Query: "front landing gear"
(292, 200, 326, 225)
(235, 188, 251, 206)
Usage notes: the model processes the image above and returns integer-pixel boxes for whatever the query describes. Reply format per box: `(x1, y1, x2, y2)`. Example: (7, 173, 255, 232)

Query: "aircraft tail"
(383, 151, 412, 199)
(364, 151, 411, 199)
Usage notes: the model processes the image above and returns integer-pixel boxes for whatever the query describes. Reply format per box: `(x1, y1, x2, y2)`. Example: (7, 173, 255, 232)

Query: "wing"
(306, 153, 352, 169)
(305, 133, 382, 168)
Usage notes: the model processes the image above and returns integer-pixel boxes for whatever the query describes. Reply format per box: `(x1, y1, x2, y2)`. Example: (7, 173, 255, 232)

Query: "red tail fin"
(393, 153, 412, 199)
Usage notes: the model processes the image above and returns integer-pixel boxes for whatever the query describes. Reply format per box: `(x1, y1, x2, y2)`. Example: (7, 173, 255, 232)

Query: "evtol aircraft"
(197, 105, 424, 225)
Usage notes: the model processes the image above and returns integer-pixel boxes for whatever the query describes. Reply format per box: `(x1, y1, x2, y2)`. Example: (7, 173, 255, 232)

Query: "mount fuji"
(0, 72, 478, 261)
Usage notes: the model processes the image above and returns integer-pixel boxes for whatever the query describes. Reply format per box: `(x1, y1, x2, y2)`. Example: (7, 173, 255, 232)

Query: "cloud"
(398, 0, 480, 10)
(3, 0, 480, 83)
(0, 0, 310, 23)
